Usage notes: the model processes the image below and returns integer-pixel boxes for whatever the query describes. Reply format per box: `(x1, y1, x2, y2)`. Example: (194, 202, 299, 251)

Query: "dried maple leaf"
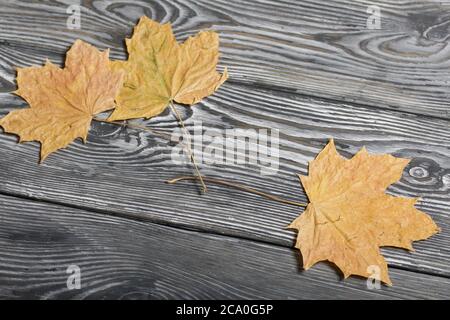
(0, 40, 124, 161)
(289, 139, 439, 285)
(109, 16, 228, 121)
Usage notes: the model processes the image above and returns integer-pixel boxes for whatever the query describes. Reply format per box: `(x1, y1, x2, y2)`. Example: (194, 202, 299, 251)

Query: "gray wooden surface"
(0, 0, 449, 299)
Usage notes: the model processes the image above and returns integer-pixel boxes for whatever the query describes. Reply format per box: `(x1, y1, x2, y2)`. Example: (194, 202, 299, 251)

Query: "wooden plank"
(1, 0, 450, 117)
(0, 194, 449, 299)
(0, 80, 449, 278)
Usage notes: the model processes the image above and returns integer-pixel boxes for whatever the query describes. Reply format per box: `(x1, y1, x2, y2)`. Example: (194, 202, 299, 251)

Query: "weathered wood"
(0, 0, 449, 298)
(0, 194, 449, 299)
(0, 81, 449, 278)
(1, 0, 450, 118)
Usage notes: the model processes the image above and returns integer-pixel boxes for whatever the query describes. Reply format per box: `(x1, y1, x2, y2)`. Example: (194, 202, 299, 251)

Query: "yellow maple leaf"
(109, 16, 228, 121)
(289, 139, 440, 285)
(0, 40, 125, 162)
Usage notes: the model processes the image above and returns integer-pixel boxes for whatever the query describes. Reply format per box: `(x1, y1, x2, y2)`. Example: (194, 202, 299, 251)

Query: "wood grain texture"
(1, 0, 450, 118)
(0, 194, 449, 299)
(0, 0, 450, 297)
(0, 81, 449, 279)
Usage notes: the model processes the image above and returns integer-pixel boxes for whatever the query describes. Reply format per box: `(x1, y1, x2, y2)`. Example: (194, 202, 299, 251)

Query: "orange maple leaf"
(0, 40, 124, 161)
(289, 139, 440, 285)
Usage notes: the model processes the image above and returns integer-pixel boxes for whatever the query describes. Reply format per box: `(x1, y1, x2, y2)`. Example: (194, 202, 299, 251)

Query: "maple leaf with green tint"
(109, 16, 228, 121)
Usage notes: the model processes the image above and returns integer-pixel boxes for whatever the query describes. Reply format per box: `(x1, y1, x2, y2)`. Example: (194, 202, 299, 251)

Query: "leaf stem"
(92, 117, 173, 141)
(167, 176, 308, 207)
(169, 101, 207, 194)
